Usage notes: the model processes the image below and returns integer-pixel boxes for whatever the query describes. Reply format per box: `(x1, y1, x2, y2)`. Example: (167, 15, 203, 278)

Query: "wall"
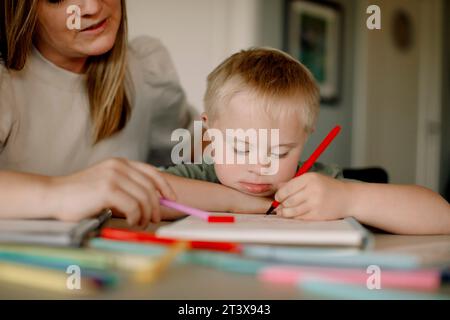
(352, 0, 446, 187)
(364, 0, 421, 184)
(127, 0, 261, 114)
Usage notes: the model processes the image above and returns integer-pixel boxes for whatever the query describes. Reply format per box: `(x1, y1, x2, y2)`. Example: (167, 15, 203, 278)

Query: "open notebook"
(157, 214, 371, 248)
(0, 210, 112, 247)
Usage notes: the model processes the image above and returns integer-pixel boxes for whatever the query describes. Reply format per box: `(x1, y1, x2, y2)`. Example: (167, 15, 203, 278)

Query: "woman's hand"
(50, 158, 176, 227)
(274, 173, 350, 221)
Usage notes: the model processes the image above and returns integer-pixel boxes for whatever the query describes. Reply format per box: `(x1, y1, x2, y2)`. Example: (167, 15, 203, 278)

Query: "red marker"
(100, 228, 241, 252)
(207, 216, 235, 223)
(265, 125, 341, 215)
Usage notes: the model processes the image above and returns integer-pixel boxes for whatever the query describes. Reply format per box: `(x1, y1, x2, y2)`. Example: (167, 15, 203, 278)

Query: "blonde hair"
(0, 0, 131, 143)
(204, 48, 320, 133)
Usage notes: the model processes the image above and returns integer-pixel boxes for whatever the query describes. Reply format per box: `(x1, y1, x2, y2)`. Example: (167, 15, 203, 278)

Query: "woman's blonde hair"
(0, 0, 131, 143)
(204, 48, 320, 133)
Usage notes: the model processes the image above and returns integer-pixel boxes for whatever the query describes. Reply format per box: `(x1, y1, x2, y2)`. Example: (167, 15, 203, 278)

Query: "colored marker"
(89, 238, 169, 257)
(266, 125, 341, 215)
(134, 241, 189, 283)
(0, 261, 101, 295)
(298, 279, 450, 300)
(259, 266, 442, 292)
(159, 198, 235, 223)
(243, 244, 421, 269)
(100, 228, 241, 252)
(0, 244, 157, 275)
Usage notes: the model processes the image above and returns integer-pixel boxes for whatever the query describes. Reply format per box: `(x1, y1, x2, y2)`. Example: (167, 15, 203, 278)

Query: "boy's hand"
(274, 173, 350, 221)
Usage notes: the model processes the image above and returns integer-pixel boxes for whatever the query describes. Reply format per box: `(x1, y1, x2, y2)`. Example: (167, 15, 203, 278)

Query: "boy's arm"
(160, 172, 272, 220)
(275, 173, 450, 235)
(346, 182, 450, 235)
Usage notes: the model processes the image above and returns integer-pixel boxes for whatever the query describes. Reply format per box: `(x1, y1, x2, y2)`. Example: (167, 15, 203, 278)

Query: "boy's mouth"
(238, 182, 273, 194)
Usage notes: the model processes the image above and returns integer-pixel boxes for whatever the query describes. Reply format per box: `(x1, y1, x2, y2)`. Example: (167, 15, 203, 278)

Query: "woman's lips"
(80, 18, 108, 34)
(239, 182, 272, 194)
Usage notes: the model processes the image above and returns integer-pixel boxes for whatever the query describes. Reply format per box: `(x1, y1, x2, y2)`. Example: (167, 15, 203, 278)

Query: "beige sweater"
(0, 36, 195, 176)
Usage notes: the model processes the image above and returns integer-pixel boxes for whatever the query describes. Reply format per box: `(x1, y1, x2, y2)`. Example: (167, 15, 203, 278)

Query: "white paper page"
(157, 214, 368, 247)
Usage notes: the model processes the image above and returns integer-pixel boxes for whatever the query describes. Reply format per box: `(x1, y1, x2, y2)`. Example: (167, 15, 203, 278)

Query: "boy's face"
(206, 91, 308, 197)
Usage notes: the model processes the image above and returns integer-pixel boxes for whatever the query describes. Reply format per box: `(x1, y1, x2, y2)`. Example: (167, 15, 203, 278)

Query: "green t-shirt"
(164, 162, 344, 183)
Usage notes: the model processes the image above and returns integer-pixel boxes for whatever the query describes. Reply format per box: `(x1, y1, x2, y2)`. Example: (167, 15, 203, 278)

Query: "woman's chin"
(77, 36, 117, 57)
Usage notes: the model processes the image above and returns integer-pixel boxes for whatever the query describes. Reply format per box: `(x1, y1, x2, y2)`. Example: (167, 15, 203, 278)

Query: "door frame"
(415, 0, 443, 191)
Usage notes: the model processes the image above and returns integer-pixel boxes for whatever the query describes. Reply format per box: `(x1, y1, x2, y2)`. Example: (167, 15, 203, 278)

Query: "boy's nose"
(248, 157, 272, 175)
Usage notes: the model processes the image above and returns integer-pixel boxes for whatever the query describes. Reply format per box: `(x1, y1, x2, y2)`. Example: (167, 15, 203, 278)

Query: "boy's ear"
(201, 112, 209, 129)
(201, 112, 211, 141)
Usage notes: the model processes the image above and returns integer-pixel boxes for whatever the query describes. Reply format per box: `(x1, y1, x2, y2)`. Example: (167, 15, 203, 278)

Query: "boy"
(163, 48, 450, 235)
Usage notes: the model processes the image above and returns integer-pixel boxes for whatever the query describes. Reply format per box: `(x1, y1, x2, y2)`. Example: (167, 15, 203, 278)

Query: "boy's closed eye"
(233, 141, 251, 155)
(271, 151, 289, 159)
(232, 144, 291, 159)
(270, 146, 291, 159)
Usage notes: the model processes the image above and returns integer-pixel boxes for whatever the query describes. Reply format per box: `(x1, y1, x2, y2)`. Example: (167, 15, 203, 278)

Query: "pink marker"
(159, 198, 235, 223)
(259, 266, 441, 292)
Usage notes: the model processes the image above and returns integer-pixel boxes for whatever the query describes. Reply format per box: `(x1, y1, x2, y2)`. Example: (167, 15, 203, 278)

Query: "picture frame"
(284, 0, 343, 104)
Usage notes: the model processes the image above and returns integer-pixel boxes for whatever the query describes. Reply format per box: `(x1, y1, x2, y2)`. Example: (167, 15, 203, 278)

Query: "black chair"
(342, 167, 389, 184)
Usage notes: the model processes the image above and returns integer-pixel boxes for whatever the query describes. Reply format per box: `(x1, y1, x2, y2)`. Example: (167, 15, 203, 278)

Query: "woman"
(0, 0, 270, 226)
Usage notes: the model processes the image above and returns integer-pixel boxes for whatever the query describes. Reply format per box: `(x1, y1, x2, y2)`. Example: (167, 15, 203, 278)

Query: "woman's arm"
(161, 172, 272, 220)
(0, 158, 176, 226)
(0, 171, 55, 219)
